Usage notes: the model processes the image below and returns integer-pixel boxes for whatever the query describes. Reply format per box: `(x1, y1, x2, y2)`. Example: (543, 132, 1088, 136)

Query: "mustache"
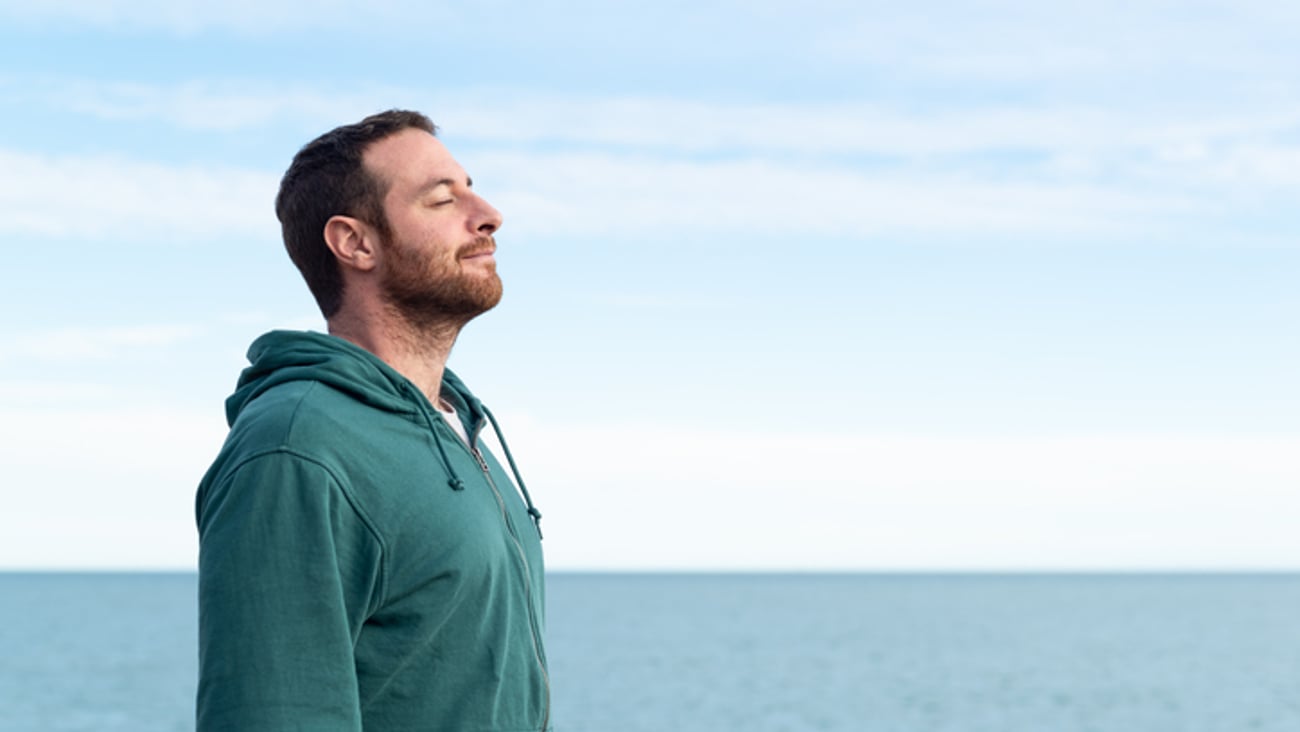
(458, 236, 496, 258)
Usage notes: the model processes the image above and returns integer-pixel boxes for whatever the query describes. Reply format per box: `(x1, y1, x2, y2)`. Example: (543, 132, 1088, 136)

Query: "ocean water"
(2, 573, 1298, 731)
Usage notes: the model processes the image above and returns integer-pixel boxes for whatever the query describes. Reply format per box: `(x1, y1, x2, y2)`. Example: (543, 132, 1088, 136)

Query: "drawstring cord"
(482, 405, 544, 539)
(414, 388, 467, 491)
(411, 382, 541, 539)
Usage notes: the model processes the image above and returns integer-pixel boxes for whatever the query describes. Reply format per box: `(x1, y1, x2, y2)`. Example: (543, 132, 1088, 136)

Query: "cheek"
(399, 215, 453, 244)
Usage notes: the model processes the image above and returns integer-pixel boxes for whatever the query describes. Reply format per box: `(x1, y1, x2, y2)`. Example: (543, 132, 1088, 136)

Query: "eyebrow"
(417, 176, 473, 195)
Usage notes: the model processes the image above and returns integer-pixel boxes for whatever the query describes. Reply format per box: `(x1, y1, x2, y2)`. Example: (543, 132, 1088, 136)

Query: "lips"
(459, 237, 496, 259)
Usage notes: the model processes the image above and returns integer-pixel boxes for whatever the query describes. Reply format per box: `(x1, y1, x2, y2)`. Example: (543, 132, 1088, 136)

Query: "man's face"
(362, 128, 504, 325)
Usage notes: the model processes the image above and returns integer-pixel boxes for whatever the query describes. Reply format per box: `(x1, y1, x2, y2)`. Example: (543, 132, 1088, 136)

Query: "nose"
(471, 192, 503, 236)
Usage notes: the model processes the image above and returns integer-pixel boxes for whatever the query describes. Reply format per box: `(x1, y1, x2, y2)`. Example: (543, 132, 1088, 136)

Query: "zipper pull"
(470, 446, 491, 474)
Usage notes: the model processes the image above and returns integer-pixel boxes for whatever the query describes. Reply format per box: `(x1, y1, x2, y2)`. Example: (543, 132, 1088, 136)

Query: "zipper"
(470, 443, 552, 731)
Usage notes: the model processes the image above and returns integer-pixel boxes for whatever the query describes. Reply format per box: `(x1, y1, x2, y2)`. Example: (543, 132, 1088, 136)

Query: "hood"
(226, 330, 483, 431)
(224, 329, 541, 534)
(227, 330, 424, 427)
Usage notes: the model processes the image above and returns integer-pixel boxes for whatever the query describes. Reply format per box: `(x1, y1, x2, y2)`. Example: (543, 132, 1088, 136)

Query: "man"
(195, 110, 549, 731)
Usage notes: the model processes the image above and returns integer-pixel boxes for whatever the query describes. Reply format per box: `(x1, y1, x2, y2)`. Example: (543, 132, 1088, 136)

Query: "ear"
(323, 215, 378, 273)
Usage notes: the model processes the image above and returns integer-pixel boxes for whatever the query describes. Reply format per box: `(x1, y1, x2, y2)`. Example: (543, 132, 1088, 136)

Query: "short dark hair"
(275, 109, 438, 318)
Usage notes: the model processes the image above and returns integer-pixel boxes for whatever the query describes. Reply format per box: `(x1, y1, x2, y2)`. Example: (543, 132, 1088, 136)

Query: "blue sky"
(1, 1, 1297, 570)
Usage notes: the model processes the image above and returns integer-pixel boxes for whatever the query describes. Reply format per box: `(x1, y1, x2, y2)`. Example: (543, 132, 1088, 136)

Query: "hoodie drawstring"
(482, 405, 543, 540)
(415, 390, 467, 491)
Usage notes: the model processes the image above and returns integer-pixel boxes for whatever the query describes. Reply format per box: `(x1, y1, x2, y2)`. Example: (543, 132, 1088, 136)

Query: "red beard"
(379, 234, 503, 328)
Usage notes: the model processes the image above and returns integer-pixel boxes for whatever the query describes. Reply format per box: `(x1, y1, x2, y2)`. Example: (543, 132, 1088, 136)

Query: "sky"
(0, 0, 1297, 571)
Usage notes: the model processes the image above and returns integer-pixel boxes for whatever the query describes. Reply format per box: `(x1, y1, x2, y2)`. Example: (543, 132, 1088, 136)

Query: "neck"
(327, 305, 464, 404)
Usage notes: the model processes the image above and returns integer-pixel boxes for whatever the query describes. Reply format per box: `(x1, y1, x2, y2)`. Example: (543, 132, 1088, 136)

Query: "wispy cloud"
(23, 77, 405, 133)
(7, 76, 1296, 244)
(58, 80, 351, 132)
(0, 148, 276, 240)
(0, 141, 1282, 247)
(5, 324, 200, 362)
(474, 150, 1198, 240)
(8, 0, 1297, 77)
(814, 1, 1300, 83)
(20, 74, 1300, 162)
(0, 0, 400, 35)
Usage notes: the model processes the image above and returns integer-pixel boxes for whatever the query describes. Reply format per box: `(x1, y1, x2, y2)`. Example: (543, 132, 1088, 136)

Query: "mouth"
(460, 237, 496, 260)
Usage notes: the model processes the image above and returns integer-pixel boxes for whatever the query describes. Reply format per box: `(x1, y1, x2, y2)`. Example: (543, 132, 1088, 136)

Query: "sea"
(2, 572, 1298, 731)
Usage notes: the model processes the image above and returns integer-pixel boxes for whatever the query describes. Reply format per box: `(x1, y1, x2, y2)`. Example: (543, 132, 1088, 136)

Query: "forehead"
(362, 128, 465, 195)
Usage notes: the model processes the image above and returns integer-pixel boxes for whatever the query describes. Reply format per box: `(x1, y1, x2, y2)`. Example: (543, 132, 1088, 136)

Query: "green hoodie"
(196, 330, 549, 731)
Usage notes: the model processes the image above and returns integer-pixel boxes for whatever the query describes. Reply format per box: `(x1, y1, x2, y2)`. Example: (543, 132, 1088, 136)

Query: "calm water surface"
(2, 572, 1297, 731)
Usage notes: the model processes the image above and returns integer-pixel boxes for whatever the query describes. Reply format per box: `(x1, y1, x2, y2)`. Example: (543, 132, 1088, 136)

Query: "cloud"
(488, 417, 1300, 570)
(0, 0, 404, 35)
(813, 1, 1300, 83)
(0, 148, 276, 241)
(7, 76, 1297, 245)
(0, 141, 1281, 248)
(9, 0, 1297, 77)
(1197, 143, 1300, 187)
(4, 324, 201, 362)
(443, 93, 1300, 172)
(32, 77, 408, 133)
(57, 80, 348, 132)
(22, 75, 1300, 162)
(0, 142, 1193, 246)
(472, 150, 1197, 240)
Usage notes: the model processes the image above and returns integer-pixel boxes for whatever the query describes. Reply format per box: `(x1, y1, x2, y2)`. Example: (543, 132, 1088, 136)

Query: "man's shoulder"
(230, 378, 397, 451)
(200, 378, 405, 502)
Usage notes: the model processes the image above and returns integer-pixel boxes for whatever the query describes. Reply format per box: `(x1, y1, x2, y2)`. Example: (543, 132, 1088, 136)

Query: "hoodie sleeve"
(196, 451, 385, 732)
